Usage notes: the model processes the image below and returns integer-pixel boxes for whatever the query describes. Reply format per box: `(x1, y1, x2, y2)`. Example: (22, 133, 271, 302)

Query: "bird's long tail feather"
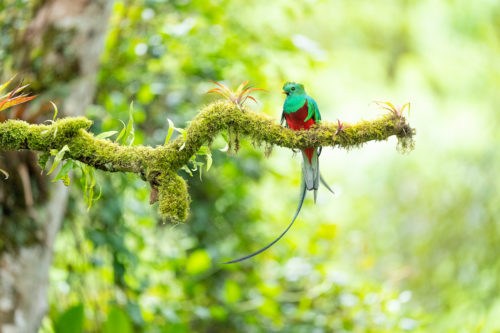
(302, 149, 320, 203)
(320, 173, 334, 195)
(223, 181, 307, 264)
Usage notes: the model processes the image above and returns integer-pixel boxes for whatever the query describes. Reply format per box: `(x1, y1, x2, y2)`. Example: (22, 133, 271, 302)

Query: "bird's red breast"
(284, 100, 316, 130)
(284, 100, 316, 164)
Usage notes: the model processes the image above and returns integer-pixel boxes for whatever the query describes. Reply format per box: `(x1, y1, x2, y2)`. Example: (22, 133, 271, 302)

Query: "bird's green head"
(282, 82, 306, 96)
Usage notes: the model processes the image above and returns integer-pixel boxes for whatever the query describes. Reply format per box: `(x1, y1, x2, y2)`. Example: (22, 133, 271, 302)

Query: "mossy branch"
(0, 101, 415, 221)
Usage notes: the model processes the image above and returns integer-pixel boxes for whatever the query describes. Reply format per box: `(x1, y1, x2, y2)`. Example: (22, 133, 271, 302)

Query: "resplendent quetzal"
(224, 82, 333, 264)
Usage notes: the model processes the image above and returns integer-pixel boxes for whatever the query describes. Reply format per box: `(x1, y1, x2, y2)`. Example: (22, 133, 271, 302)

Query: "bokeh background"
(2, 0, 500, 332)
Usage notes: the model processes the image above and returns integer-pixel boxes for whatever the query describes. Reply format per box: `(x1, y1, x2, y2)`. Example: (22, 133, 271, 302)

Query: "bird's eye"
(291, 87, 295, 91)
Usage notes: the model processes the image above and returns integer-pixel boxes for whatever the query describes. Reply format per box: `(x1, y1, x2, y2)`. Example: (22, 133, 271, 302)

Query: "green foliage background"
(4, 0, 500, 331)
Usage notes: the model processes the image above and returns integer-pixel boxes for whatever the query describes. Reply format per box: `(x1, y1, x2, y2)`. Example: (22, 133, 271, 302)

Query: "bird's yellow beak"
(281, 90, 286, 94)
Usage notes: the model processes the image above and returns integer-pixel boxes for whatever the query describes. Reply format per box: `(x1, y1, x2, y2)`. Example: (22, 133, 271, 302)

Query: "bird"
(224, 82, 333, 264)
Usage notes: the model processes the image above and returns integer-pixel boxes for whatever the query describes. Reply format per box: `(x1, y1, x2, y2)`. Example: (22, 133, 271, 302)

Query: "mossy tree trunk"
(0, 1, 113, 331)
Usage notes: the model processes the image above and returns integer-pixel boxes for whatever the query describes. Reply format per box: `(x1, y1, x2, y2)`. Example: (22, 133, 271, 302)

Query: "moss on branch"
(0, 101, 415, 221)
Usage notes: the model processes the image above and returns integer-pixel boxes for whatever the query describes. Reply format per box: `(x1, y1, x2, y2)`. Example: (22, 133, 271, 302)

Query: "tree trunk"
(0, 1, 113, 332)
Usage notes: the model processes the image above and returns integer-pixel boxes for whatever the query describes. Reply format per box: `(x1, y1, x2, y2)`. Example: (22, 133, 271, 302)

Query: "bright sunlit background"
(3, 0, 500, 332)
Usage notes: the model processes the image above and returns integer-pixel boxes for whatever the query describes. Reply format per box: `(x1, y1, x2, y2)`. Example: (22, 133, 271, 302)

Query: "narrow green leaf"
(52, 160, 74, 183)
(78, 163, 98, 210)
(96, 131, 118, 139)
(165, 118, 175, 144)
(124, 101, 135, 146)
(82, 166, 89, 206)
(219, 144, 229, 152)
(0, 77, 14, 93)
(95, 185, 102, 201)
(206, 152, 212, 172)
(177, 128, 187, 150)
(115, 120, 127, 143)
(219, 134, 229, 152)
(181, 165, 193, 176)
(50, 101, 58, 121)
(47, 145, 70, 175)
(86, 167, 96, 210)
(87, 187, 94, 210)
(86, 190, 93, 210)
(196, 146, 208, 155)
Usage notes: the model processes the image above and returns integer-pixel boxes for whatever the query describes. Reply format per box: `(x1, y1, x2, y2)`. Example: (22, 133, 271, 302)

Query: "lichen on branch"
(0, 101, 415, 221)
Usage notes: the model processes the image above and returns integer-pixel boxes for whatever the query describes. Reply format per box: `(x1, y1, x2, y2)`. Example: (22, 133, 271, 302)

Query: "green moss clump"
(157, 171, 191, 222)
(0, 120, 30, 150)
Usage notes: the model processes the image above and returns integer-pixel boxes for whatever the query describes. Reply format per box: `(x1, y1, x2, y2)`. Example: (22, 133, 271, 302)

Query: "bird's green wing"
(280, 111, 288, 127)
(304, 96, 321, 122)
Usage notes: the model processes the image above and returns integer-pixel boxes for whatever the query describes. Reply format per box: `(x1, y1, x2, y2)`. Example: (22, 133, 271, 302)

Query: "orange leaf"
(245, 88, 266, 93)
(246, 96, 258, 103)
(207, 90, 228, 98)
(209, 81, 231, 94)
(206, 88, 224, 94)
(376, 101, 396, 110)
(12, 84, 30, 95)
(235, 80, 250, 94)
(0, 95, 37, 112)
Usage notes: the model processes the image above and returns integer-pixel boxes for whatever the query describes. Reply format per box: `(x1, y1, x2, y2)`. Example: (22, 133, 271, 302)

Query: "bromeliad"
(225, 82, 333, 264)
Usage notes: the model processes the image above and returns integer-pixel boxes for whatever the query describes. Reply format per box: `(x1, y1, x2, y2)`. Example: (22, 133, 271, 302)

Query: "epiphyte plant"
(206, 80, 266, 111)
(0, 76, 37, 112)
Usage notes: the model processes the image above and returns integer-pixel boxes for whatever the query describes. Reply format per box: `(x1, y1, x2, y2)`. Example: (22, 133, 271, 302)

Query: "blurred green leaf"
(79, 163, 100, 210)
(115, 120, 127, 143)
(54, 304, 84, 333)
(165, 121, 187, 150)
(52, 160, 74, 185)
(186, 249, 211, 275)
(206, 153, 212, 172)
(50, 101, 58, 121)
(224, 280, 241, 303)
(123, 101, 135, 146)
(165, 118, 175, 144)
(103, 307, 133, 333)
(47, 145, 70, 176)
(96, 131, 118, 139)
